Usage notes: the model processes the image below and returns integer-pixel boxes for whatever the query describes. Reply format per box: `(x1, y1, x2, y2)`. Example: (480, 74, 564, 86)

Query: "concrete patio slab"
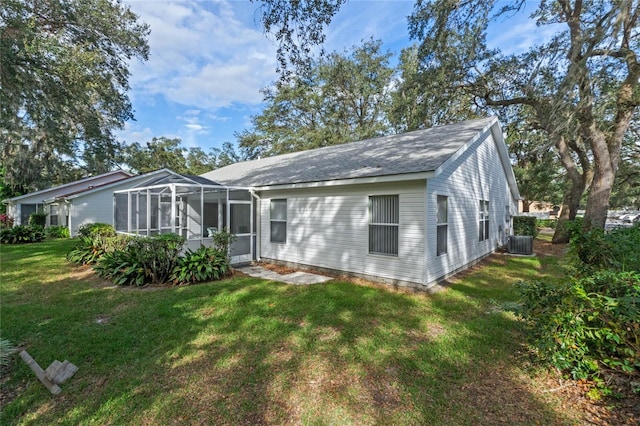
(235, 265, 332, 285)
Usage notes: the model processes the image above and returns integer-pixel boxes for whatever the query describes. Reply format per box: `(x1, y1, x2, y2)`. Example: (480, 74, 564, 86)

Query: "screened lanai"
(113, 174, 255, 264)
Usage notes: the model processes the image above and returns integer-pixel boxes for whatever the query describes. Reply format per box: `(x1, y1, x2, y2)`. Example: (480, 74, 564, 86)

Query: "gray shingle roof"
(202, 117, 497, 187)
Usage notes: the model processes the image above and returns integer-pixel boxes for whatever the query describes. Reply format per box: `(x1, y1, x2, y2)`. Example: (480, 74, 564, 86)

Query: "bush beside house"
(68, 224, 233, 286)
(517, 223, 640, 392)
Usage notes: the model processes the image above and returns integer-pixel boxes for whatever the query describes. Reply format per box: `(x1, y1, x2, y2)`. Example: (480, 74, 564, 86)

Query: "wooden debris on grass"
(19, 350, 78, 395)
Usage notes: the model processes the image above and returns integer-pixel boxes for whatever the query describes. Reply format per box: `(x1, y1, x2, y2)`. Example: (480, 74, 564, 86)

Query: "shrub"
(78, 223, 116, 238)
(0, 225, 45, 244)
(211, 227, 236, 261)
(127, 234, 185, 284)
(93, 234, 185, 286)
(67, 235, 131, 265)
(513, 216, 538, 237)
(46, 225, 70, 239)
(516, 271, 640, 381)
(94, 249, 146, 286)
(172, 246, 231, 285)
(569, 223, 640, 274)
(28, 211, 47, 227)
(536, 218, 556, 229)
(0, 214, 14, 229)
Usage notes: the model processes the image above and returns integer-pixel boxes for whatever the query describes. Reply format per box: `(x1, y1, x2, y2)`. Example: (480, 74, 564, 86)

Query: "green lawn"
(1, 239, 576, 425)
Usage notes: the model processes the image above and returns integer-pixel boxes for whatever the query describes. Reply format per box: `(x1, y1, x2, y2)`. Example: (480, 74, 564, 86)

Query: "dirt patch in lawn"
(534, 237, 569, 257)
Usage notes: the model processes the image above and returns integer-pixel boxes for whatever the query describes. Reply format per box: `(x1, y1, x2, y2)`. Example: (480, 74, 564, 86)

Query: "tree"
(1, 0, 149, 193)
(504, 117, 564, 212)
(407, 0, 639, 231)
(238, 39, 395, 158)
(389, 44, 482, 132)
(252, 0, 347, 77)
(125, 137, 188, 174)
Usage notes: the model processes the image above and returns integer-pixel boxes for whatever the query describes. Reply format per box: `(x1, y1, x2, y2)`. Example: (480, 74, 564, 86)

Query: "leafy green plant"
(127, 234, 185, 284)
(0, 225, 45, 244)
(212, 227, 236, 260)
(0, 337, 17, 368)
(46, 225, 70, 239)
(78, 223, 117, 238)
(92, 234, 185, 286)
(513, 216, 538, 237)
(569, 223, 640, 274)
(94, 249, 146, 286)
(28, 211, 47, 227)
(67, 235, 132, 265)
(172, 246, 231, 285)
(516, 271, 640, 381)
(536, 218, 556, 229)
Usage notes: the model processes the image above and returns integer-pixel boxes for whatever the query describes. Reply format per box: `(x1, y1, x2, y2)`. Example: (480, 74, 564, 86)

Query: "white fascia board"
(252, 172, 434, 191)
(489, 122, 521, 200)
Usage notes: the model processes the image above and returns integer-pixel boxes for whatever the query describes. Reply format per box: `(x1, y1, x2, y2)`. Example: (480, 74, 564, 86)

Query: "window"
(270, 199, 287, 243)
(436, 195, 448, 256)
(49, 204, 59, 226)
(479, 200, 489, 242)
(369, 195, 399, 256)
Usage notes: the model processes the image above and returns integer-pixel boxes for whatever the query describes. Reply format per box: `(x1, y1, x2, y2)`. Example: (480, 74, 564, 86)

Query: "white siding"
(425, 130, 516, 285)
(258, 181, 426, 285)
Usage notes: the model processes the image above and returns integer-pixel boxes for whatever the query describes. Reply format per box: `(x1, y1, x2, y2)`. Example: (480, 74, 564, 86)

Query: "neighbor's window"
(49, 204, 59, 226)
(270, 199, 287, 243)
(436, 195, 448, 256)
(369, 195, 399, 256)
(479, 200, 489, 242)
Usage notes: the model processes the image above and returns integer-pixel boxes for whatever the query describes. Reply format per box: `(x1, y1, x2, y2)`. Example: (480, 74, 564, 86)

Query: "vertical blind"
(369, 195, 399, 256)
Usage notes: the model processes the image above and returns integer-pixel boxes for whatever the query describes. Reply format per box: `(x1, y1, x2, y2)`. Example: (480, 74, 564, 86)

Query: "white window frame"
(368, 195, 399, 256)
(49, 204, 59, 226)
(436, 195, 448, 256)
(479, 200, 489, 242)
(270, 199, 287, 243)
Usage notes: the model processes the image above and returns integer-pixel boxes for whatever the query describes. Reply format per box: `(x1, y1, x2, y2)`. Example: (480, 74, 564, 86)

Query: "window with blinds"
(270, 199, 287, 243)
(479, 200, 489, 242)
(369, 195, 399, 256)
(436, 195, 448, 256)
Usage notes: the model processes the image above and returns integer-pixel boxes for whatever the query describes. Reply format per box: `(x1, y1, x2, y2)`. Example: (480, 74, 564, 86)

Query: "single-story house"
(3, 169, 177, 237)
(114, 117, 520, 289)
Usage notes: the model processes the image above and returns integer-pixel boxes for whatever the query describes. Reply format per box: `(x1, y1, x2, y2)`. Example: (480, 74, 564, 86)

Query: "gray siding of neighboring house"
(424, 128, 518, 285)
(257, 180, 426, 286)
(6, 171, 131, 226)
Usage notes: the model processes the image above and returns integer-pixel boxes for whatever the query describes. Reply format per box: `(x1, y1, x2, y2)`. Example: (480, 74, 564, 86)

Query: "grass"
(1, 238, 577, 425)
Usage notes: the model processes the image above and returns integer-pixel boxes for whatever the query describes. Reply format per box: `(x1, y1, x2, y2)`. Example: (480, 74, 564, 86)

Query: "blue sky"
(120, 0, 555, 152)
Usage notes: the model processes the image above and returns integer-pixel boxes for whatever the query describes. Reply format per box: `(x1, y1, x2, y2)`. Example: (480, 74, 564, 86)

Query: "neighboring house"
(195, 116, 522, 289)
(3, 169, 175, 237)
(518, 200, 561, 218)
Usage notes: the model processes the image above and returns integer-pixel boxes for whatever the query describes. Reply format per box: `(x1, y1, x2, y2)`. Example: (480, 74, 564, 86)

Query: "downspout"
(250, 189, 261, 262)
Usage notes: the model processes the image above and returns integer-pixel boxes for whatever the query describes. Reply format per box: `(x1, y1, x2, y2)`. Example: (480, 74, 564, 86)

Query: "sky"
(119, 0, 555, 152)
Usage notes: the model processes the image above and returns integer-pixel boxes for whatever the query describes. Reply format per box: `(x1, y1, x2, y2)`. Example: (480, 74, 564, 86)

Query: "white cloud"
(118, 122, 154, 145)
(125, 0, 278, 110)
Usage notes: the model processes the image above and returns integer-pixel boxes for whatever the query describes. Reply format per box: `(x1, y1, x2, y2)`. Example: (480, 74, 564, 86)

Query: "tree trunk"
(552, 176, 585, 244)
(583, 129, 617, 230)
(522, 200, 530, 213)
